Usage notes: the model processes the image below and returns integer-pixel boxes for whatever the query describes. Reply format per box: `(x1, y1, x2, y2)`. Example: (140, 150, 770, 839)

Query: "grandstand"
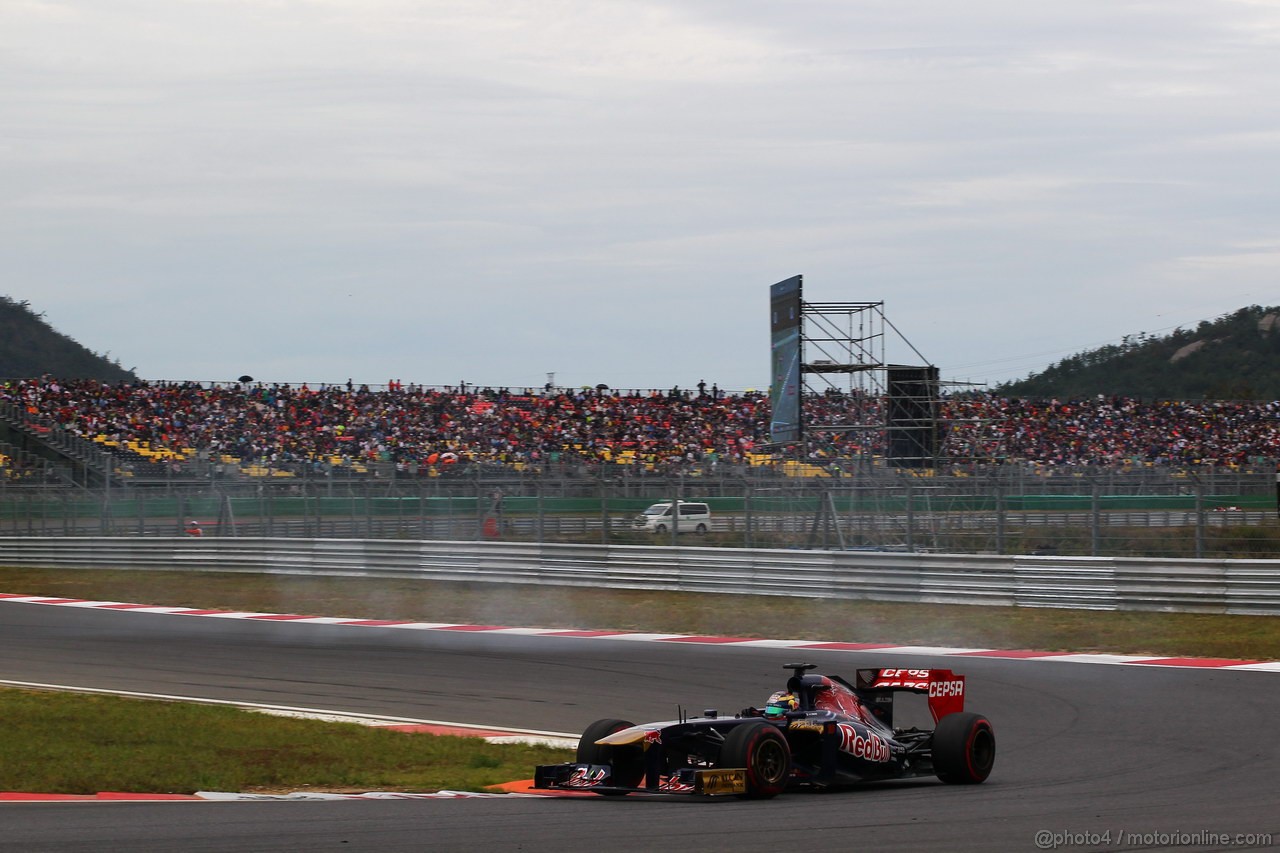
(5, 376, 1280, 557)
(4, 378, 1280, 489)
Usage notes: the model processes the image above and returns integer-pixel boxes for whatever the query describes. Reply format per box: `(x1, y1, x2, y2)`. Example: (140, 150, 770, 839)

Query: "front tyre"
(720, 722, 791, 798)
(576, 718, 644, 794)
(932, 712, 995, 784)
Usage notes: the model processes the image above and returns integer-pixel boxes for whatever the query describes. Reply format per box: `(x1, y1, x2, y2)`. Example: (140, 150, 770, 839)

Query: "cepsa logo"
(837, 724, 892, 763)
(928, 679, 964, 698)
(873, 668, 931, 688)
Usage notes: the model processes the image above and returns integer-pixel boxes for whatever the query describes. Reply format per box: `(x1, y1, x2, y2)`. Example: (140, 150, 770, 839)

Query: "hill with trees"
(993, 306, 1280, 400)
(4, 294, 1279, 400)
(0, 296, 137, 383)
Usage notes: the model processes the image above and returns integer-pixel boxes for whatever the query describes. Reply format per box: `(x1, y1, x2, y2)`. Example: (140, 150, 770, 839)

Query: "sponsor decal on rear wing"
(855, 668, 966, 723)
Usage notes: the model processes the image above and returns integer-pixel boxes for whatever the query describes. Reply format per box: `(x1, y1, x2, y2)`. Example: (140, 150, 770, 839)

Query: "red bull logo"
(837, 723, 892, 763)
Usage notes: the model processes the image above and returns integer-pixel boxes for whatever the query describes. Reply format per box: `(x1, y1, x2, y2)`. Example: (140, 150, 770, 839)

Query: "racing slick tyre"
(576, 718, 644, 795)
(720, 721, 792, 799)
(932, 712, 995, 784)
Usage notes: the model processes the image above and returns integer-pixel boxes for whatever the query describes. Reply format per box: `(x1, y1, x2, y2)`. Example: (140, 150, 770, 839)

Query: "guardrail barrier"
(2, 537, 1276, 616)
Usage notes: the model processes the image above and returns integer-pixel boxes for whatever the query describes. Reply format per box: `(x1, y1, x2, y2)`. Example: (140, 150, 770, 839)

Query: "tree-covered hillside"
(993, 306, 1280, 400)
(0, 296, 138, 383)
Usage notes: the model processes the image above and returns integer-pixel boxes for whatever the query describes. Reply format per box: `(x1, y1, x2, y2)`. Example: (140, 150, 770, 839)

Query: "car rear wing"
(854, 668, 966, 724)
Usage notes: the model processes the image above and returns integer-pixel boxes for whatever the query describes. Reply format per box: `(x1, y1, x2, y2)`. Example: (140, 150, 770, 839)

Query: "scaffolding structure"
(792, 300, 942, 469)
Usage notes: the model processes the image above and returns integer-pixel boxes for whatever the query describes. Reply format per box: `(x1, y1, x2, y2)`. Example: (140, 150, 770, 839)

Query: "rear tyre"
(720, 722, 791, 798)
(695, 523, 708, 535)
(576, 718, 644, 794)
(932, 712, 995, 784)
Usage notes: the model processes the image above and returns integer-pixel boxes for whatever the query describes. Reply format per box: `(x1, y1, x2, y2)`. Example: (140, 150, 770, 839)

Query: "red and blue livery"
(534, 662, 995, 798)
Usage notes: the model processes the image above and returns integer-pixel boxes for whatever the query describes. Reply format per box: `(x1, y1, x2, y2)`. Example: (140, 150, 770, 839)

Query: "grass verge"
(2, 566, 1279, 660)
(0, 687, 570, 795)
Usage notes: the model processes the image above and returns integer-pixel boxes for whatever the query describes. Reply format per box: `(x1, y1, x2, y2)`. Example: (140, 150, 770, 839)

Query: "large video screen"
(887, 365, 940, 468)
(769, 275, 803, 444)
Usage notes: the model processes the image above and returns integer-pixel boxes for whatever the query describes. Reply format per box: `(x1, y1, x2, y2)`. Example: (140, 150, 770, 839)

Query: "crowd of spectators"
(943, 395, 1280, 468)
(0, 378, 770, 473)
(5, 377, 1280, 475)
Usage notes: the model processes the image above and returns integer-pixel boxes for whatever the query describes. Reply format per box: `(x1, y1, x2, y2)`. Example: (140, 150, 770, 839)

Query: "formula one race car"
(533, 663, 994, 798)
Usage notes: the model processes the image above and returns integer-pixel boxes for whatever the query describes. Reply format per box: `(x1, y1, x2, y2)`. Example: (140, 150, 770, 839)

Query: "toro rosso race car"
(534, 663, 994, 798)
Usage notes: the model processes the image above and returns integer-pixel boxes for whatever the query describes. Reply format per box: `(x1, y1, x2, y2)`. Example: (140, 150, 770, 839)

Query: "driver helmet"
(763, 691, 799, 717)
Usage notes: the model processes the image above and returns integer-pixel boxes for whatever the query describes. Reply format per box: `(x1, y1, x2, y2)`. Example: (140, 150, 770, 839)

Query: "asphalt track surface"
(2, 603, 1278, 852)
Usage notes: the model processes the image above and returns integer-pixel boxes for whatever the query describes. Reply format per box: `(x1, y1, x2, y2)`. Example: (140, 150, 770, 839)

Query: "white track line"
(1, 594, 1275, 672)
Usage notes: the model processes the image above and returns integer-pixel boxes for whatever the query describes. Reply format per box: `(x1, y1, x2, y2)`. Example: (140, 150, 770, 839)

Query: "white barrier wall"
(1, 537, 1277, 615)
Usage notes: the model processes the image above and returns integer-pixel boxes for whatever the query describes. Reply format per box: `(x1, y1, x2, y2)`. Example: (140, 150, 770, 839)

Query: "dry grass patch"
(2, 566, 1278, 660)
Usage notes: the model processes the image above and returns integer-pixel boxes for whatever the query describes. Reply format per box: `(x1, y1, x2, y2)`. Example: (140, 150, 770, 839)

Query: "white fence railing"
(1, 537, 1278, 616)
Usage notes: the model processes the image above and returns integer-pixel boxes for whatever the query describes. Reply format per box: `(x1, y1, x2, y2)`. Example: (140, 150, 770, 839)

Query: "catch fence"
(1, 469, 1278, 558)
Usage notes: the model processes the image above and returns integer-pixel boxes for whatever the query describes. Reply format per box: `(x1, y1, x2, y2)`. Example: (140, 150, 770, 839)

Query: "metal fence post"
(600, 477, 609, 545)
(1091, 480, 1101, 557)
(995, 482, 1005, 555)
(669, 477, 680, 546)
(1194, 477, 1205, 559)
(536, 481, 544, 543)
(905, 477, 915, 552)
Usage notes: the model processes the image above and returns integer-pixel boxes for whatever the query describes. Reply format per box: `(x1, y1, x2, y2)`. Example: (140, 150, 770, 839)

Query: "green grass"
(0, 687, 570, 795)
(2, 566, 1279, 660)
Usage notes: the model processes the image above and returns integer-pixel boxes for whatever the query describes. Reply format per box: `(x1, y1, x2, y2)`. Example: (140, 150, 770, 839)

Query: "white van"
(633, 501, 712, 535)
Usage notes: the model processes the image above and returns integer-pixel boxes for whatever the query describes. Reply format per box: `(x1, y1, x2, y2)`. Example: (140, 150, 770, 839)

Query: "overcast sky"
(5, 1, 1279, 392)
